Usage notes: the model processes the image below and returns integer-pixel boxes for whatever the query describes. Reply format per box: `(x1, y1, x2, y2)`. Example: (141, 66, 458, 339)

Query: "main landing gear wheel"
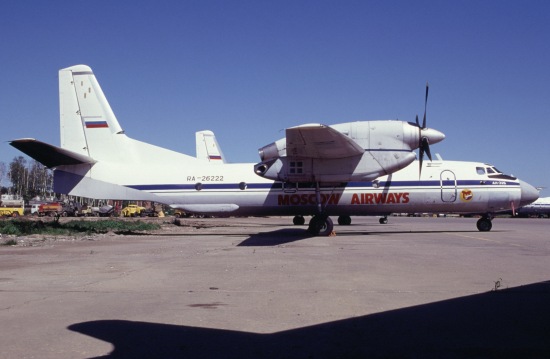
(379, 216, 388, 224)
(476, 217, 493, 232)
(338, 215, 352, 225)
(293, 215, 305, 225)
(308, 215, 334, 236)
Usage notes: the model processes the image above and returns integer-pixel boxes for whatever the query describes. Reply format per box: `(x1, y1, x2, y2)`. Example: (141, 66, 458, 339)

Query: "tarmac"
(1, 215, 549, 358)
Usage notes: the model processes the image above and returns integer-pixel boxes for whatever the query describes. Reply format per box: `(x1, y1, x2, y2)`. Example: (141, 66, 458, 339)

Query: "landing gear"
(338, 215, 352, 225)
(293, 215, 305, 225)
(379, 216, 388, 224)
(476, 216, 493, 232)
(302, 182, 333, 236)
(308, 215, 334, 236)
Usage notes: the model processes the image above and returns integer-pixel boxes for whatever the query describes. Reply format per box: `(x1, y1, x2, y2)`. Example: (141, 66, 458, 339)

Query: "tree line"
(0, 156, 53, 201)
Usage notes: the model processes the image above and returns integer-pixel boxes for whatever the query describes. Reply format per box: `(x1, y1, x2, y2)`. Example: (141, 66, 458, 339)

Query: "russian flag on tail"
(85, 119, 109, 128)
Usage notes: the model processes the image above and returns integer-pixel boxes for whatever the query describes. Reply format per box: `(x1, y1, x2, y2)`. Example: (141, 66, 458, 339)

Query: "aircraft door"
(440, 170, 457, 202)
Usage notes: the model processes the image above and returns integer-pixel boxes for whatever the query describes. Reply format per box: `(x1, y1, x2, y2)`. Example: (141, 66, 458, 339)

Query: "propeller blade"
(419, 147, 424, 177)
(422, 137, 432, 161)
(416, 82, 433, 178)
(422, 82, 429, 129)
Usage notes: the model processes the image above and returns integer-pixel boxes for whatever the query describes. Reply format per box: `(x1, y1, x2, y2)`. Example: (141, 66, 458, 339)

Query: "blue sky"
(1, 1, 549, 196)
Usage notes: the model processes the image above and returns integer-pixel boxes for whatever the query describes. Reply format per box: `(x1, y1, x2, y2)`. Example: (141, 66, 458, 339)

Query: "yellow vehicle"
(0, 207, 24, 217)
(0, 195, 25, 217)
(121, 204, 145, 217)
(174, 209, 187, 218)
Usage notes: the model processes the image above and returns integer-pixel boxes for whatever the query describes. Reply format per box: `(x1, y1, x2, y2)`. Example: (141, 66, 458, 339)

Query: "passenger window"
(476, 167, 485, 175)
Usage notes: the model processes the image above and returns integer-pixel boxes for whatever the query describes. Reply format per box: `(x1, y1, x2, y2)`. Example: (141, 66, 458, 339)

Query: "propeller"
(416, 82, 432, 177)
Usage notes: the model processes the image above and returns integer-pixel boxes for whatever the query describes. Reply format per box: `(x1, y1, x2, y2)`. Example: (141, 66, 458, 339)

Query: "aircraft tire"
(293, 215, 305, 225)
(338, 215, 352, 225)
(308, 216, 333, 236)
(379, 217, 388, 224)
(476, 218, 492, 232)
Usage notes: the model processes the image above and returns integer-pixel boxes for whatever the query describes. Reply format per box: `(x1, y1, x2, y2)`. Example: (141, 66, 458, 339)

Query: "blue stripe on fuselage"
(125, 179, 519, 192)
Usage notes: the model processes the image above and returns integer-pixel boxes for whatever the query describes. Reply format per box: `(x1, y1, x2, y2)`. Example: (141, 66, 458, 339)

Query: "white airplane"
(10, 65, 538, 235)
(514, 197, 550, 218)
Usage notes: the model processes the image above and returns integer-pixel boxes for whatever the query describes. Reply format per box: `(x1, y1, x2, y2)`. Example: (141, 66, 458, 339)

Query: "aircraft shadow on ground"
(68, 281, 550, 359)
(237, 227, 484, 246)
(238, 228, 314, 246)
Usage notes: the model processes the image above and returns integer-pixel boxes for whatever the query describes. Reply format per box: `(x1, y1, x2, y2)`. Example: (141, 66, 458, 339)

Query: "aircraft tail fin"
(195, 130, 226, 164)
(59, 65, 125, 159)
(59, 65, 195, 164)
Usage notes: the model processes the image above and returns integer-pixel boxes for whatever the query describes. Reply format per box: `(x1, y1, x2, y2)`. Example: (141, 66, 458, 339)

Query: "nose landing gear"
(476, 215, 493, 232)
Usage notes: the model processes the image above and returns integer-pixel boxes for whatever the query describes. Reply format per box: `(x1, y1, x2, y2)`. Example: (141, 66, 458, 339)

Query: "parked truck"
(37, 202, 63, 217)
(38, 201, 85, 217)
(0, 195, 25, 217)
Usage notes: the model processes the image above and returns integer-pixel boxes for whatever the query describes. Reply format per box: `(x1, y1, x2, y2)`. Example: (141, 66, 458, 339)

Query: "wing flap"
(9, 139, 96, 168)
(286, 124, 364, 159)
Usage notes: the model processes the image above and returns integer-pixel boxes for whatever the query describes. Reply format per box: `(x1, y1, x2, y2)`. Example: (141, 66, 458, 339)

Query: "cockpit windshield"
(482, 165, 516, 180)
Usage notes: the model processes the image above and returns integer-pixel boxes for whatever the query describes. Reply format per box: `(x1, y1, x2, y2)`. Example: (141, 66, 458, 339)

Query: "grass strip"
(0, 219, 161, 237)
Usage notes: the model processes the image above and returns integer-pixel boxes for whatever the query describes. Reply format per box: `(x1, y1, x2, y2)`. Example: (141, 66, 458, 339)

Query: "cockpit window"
(486, 165, 517, 180)
(476, 167, 485, 175)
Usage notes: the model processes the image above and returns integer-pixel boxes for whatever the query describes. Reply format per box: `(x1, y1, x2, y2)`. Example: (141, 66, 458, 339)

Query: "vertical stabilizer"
(59, 65, 126, 162)
(59, 64, 197, 165)
(195, 130, 226, 163)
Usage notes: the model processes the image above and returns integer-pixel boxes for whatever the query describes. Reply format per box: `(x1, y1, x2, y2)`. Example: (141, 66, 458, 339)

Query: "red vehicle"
(38, 202, 63, 217)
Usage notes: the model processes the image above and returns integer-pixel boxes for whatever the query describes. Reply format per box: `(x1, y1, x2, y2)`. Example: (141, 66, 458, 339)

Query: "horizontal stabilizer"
(9, 139, 96, 168)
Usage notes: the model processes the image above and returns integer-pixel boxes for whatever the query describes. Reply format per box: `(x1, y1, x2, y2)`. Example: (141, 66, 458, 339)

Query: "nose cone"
(422, 128, 445, 145)
(519, 180, 539, 207)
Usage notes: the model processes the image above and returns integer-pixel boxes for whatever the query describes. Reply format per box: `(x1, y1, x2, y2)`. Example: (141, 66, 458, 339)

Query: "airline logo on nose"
(460, 189, 474, 202)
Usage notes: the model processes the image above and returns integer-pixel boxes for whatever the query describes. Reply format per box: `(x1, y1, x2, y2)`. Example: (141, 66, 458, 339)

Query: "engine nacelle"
(254, 151, 416, 183)
(258, 138, 286, 162)
(254, 120, 444, 183)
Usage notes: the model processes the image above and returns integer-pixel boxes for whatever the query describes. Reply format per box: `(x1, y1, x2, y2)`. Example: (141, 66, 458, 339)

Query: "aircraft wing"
(286, 124, 364, 158)
(9, 138, 96, 168)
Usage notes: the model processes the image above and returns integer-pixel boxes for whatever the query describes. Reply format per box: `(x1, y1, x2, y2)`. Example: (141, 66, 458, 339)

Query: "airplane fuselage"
(54, 158, 530, 218)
